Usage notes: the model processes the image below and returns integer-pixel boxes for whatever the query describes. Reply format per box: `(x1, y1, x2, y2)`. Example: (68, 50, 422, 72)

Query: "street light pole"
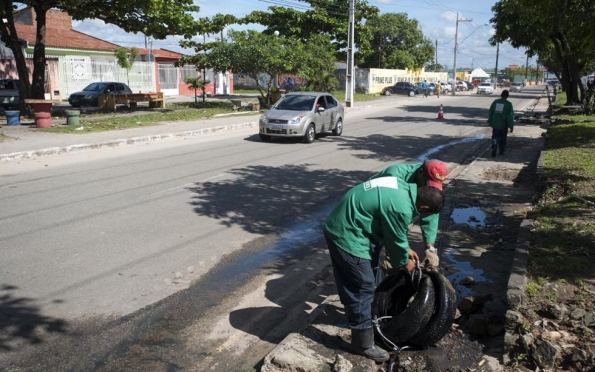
(345, 0, 355, 107)
(452, 13, 472, 95)
(494, 42, 500, 88)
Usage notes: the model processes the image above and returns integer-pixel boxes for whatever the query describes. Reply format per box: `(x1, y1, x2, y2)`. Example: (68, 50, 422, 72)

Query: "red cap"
(425, 160, 449, 190)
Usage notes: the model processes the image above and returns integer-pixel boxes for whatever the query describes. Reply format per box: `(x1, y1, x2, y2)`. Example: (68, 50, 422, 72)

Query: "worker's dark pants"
(491, 128, 508, 154)
(324, 230, 375, 330)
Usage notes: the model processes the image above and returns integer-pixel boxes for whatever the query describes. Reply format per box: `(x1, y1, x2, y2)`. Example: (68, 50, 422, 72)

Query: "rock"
(559, 330, 579, 342)
(541, 331, 562, 341)
(533, 340, 562, 369)
(331, 354, 352, 372)
(483, 299, 507, 322)
(505, 310, 526, 331)
(545, 304, 568, 320)
(460, 276, 475, 285)
(570, 308, 586, 320)
(472, 294, 493, 310)
(467, 314, 489, 336)
(521, 333, 535, 350)
(504, 332, 521, 352)
(487, 322, 505, 337)
(583, 312, 595, 327)
(571, 348, 588, 363)
(458, 297, 474, 314)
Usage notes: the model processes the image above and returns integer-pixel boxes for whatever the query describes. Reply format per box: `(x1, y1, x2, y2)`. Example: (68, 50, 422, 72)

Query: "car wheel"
(332, 118, 343, 136)
(443, 89, 449, 94)
(408, 90, 415, 97)
(384, 90, 391, 96)
(259, 133, 271, 141)
(408, 270, 457, 346)
(303, 123, 316, 143)
(373, 272, 436, 344)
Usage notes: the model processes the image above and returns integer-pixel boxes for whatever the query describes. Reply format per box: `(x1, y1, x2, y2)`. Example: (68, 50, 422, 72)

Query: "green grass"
(233, 89, 262, 95)
(331, 91, 381, 103)
(528, 108, 595, 280)
(38, 101, 259, 134)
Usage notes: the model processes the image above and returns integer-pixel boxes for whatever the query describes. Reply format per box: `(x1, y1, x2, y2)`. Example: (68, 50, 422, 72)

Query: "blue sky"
(73, 0, 532, 71)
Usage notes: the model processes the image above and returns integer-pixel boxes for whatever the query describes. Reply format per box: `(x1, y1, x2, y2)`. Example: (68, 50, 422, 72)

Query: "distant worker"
(488, 89, 515, 157)
(421, 80, 428, 98)
(436, 81, 442, 98)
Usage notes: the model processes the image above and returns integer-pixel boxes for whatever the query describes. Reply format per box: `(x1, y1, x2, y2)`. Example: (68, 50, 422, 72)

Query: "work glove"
(422, 246, 440, 270)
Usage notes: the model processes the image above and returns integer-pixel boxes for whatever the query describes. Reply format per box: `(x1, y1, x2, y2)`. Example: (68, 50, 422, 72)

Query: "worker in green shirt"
(369, 159, 449, 271)
(488, 89, 515, 157)
(323, 178, 444, 362)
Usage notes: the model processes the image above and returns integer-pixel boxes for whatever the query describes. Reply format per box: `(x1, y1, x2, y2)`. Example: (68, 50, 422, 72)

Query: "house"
(1, 7, 234, 99)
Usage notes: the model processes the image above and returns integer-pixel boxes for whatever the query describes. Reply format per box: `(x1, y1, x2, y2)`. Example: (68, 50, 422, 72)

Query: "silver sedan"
(259, 92, 344, 143)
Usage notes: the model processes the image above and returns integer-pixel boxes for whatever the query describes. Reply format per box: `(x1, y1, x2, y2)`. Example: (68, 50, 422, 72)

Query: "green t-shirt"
(488, 98, 515, 130)
(323, 177, 418, 268)
(370, 163, 439, 245)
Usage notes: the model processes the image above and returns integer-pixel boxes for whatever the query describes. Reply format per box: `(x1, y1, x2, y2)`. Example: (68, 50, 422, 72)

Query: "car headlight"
(260, 115, 268, 124)
(288, 115, 304, 125)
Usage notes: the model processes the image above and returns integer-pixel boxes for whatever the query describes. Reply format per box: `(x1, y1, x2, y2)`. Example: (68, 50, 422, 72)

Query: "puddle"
(449, 207, 487, 227)
(443, 248, 489, 299)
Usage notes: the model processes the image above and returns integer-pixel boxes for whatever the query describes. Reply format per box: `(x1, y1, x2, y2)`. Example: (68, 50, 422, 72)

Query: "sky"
(72, 0, 533, 72)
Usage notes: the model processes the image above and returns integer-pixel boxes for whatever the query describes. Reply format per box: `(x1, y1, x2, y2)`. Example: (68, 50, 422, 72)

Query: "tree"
(358, 13, 434, 70)
(490, 0, 595, 104)
(114, 47, 139, 87)
(426, 63, 444, 71)
(240, 0, 379, 64)
(185, 77, 210, 104)
(0, 0, 200, 110)
(206, 30, 336, 105)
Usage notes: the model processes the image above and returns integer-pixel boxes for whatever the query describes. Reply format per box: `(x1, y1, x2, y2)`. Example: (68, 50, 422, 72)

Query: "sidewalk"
(0, 97, 401, 162)
(260, 94, 551, 371)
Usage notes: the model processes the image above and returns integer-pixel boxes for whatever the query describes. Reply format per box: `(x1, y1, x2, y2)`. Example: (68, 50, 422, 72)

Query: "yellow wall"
(368, 68, 448, 94)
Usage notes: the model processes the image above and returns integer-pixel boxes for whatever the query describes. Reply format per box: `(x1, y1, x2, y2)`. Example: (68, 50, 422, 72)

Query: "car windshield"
(83, 83, 108, 92)
(480, 83, 491, 87)
(274, 95, 316, 111)
(512, 83, 521, 86)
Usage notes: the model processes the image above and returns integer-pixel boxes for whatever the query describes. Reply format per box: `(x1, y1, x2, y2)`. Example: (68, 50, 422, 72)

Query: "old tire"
(408, 270, 457, 346)
(332, 119, 343, 136)
(259, 133, 271, 141)
(303, 123, 316, 143)
(373, 271, 436, 344)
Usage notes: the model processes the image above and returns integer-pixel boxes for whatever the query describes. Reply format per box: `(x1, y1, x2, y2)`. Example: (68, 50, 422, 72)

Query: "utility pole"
(345, 0, 355, 107)
(452, 13, 472, 95)
(524, 52, 529, 85)
(494, 43, 500, 88)
(435, 39, 438, 71)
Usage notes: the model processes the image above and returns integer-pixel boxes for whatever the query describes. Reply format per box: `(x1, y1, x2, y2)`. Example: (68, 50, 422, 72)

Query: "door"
(315, 96, 330, 132)
(324, 95, 338, 131)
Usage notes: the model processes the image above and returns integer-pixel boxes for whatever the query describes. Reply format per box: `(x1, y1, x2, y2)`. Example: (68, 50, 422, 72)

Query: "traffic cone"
(437, 104, 444, 119)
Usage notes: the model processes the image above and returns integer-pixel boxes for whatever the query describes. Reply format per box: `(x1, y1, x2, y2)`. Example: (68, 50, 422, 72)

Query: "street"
(0, 88, 541, 371)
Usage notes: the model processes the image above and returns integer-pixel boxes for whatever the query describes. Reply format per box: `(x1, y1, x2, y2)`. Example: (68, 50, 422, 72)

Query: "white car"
(476, 82, 494, 94)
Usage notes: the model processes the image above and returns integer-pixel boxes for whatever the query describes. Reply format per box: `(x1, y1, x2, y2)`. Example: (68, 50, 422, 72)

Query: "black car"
(0, 79, 20, 109)
(382, 82, 417, 97)
(68, 82, 133, 107)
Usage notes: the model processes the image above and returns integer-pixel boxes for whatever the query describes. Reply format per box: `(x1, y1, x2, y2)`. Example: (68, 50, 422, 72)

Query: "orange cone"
(438, 104, 444, 119)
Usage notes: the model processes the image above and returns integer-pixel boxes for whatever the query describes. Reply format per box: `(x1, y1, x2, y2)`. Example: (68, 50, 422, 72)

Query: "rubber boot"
(351, 328, 389, 362)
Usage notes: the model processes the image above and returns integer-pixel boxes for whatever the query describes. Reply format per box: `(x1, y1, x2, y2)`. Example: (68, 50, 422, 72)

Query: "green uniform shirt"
(370, 163, 439, 245)
(323, 177, 419, 269)
(488, 98, 515, 131)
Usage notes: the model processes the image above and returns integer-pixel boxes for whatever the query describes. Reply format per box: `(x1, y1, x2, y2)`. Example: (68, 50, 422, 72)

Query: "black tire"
(384, 90, 391, 96)
(373, 271, 436, 344)
(408, 90, 415, 97)
(259, 133, 271, 141)
(303, 123, 315, 143)
(408, 270, 457, 346)
(332, 119, 343, 136)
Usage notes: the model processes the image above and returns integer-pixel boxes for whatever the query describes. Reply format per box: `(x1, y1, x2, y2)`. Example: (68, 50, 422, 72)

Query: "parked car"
(0, 79, 20, 109)
(476, 82, 494, 94)
(68, 82, 133, 107)
(455, 81, 468, 91)
(509, 82, 523, 92)
(382, 82, 417, 97)
(440, 82, 453, 94)
(258, 92, 344, 143)
(416, 82, 435, 96)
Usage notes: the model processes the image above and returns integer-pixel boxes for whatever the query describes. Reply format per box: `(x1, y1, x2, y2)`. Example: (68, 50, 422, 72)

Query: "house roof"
(137, 48, 183, 59)
(470, 68, 490, 78)
(14, 24, 120, 51)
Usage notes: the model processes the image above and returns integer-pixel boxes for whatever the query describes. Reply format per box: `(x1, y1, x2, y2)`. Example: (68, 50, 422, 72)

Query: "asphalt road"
(0, 88, 543, 371)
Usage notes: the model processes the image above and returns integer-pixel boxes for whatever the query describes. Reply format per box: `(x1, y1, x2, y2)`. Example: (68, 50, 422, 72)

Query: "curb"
(0, 120, 258, 161)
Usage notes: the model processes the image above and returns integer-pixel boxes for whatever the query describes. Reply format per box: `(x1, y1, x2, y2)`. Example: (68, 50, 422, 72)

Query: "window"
(325, 95, 337, 108)
(182, 66, 199, 82)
